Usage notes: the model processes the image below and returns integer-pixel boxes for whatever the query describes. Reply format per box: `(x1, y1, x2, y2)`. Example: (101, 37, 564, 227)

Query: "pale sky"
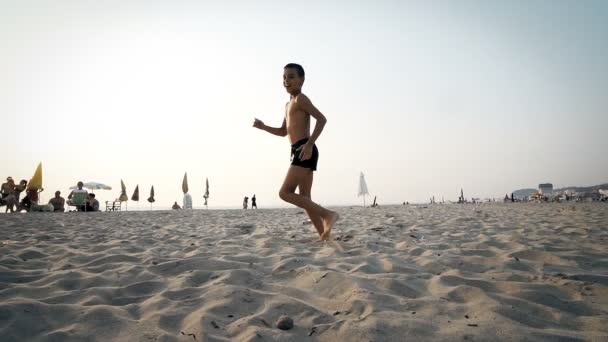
(1, 0, 607, 208)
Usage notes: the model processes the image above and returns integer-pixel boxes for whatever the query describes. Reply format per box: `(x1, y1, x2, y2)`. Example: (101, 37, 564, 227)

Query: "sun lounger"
(105, 201, 121, 212)
(67, 192, 88, 211)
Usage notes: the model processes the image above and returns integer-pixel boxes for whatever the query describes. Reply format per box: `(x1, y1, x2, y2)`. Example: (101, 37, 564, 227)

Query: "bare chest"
(285, 102, 309, 127)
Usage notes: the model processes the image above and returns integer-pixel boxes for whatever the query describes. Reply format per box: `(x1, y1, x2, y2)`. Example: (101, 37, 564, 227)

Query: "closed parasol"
(182, 172, 189, 194)
(27, 162, 43, 190)
(203, 177, 209, 207)
(147, 186, 155, 203)
(358, 172, 369, 207)
(131, 185, 139, 201)
(119, 180, 128, 202)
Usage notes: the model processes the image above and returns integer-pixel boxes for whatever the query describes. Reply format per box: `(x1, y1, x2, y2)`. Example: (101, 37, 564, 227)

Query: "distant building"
(539, 183, 553, 196)
(512, 188, 536, 200)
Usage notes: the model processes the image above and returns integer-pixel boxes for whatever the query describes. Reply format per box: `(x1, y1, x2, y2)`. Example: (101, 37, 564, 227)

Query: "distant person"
(252, 63, 339, 241)
(172, 201, 181, 210)
(1, 177, 16, 212)
(251, 194, 257, 209)
(243, 196, 249, 209)
(1, 177, 15, 197)
(19, 184, 43, 212)
(85, 193, 100, 212)
(49, 191, 65, 212)
(68, 181, 88, 211)
(14, 180, 27, 203)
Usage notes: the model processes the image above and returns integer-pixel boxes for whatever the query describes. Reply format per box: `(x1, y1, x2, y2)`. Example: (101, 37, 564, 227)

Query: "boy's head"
(283, 63, 305, 94)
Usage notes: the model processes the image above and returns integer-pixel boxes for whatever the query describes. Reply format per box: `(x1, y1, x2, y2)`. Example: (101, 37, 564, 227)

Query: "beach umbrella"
(119, 179, 128, 202)
(69, 182, 112, 191)
(26, 162, 43, 204)
(358, 172, 369, 207)
(203, 177, 209, 208)
(131, 185, 139, 201)
(182, 172, 189, 194)
(27, 162, 43, 190)
(147, 186, 155, 203)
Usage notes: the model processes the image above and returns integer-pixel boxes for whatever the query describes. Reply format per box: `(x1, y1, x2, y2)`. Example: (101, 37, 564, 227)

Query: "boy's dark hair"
(284, 63, 305, 78)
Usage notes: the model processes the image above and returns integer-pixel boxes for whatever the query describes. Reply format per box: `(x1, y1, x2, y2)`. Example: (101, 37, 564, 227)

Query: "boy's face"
(283, 68, 303, 94)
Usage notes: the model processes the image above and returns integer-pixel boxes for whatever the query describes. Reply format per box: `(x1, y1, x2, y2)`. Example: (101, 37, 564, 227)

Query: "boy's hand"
(296, 142, 313, 161)
(253, 118, 265, 129)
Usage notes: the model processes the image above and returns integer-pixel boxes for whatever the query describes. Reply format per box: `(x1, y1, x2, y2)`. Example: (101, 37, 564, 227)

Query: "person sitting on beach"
(14, 180, 27, 203)
(1, 177, 15, 196)
(19, 190, 34, 212)
(20, 187, 44, 212)
(49, 191, 65, 212)
(85, 193, 100, 212)
(67, 181, 88, 211)
(172, 201, 181, 210)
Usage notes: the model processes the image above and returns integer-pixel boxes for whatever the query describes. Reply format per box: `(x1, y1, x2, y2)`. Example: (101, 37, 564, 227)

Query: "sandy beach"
(1, 203, 607, 341)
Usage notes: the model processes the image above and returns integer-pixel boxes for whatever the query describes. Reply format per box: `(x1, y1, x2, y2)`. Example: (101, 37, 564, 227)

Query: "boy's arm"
(299, 95, 327, 145)
(253, 118, 287, 137)
(295, 94, 327, 160)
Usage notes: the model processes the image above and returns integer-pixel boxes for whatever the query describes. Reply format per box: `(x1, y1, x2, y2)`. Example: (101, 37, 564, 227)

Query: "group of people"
(0, 177, 42, 212)
(170, 194, 258, 210)
(243, 194, 257, 209)
(67, 181, 100, 212)
(0, 178, 99, 213)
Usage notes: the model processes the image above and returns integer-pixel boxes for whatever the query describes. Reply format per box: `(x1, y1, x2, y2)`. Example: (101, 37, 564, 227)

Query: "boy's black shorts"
(290, 138, 319, 171)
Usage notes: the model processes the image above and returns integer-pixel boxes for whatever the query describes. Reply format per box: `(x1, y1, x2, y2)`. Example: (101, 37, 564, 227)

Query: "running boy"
(253, 63, 339, 241)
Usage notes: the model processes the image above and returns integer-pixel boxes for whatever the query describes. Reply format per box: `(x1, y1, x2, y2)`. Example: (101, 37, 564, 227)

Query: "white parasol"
(358, 172, 369, 207)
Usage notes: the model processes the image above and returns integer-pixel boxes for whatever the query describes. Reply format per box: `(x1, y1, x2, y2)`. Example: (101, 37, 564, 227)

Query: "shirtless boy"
(253, 63, 339, 241)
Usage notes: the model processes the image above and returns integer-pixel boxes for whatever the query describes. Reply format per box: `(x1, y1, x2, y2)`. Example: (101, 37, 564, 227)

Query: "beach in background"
(1, 203, 606, 341)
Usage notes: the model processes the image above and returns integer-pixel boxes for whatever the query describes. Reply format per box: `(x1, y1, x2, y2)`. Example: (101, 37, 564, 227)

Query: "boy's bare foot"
(321, 211, 339, 241)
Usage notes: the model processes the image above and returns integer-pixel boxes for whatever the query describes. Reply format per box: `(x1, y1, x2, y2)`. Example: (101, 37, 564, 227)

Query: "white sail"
(358, 172, 369, 197)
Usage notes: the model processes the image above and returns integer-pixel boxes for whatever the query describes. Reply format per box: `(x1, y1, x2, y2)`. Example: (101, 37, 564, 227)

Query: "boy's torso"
(285, 95, 311, 144)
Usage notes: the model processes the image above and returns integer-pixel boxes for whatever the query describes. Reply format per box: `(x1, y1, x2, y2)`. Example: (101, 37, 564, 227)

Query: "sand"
(0, 203, 607, 341)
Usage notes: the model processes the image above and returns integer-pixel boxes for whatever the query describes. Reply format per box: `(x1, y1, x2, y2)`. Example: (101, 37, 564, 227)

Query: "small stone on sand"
(276, 315, 294, 330)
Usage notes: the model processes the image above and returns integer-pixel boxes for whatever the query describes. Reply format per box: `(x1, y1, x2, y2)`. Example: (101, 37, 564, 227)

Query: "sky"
(1, 0, 607, 208)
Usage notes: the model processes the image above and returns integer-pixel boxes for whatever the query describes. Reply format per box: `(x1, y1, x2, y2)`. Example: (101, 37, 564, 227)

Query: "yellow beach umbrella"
(27, 162, 43, 190)
(119, 179, 128, 202)
(182, 172, 189, 194)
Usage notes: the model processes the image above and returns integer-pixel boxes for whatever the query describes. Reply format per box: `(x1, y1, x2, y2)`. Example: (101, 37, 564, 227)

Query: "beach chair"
(68, 192, 88, 212)
(105, 201, 121, 212)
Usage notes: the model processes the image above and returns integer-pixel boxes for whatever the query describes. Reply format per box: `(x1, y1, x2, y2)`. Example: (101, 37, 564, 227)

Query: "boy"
(253, 63, 339, 241)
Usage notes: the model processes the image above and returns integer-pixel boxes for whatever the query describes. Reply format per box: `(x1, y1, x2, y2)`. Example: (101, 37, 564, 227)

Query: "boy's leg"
(297, 170, 324, 237)
(279, 166, 339, 240)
